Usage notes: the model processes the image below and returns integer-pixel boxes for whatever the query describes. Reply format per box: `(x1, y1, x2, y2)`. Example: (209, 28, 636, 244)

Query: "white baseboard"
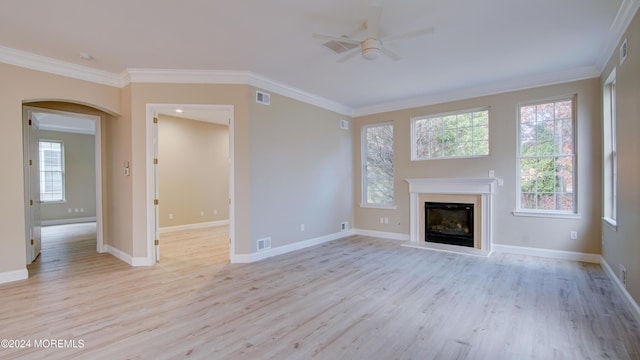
(231, 229, 356, 263)
(491, 244, 601, 264)
(600, 257, 640, 324)
(104, 245, 153, 267)
(42, 216, 96, 226)
(0, 268, 29, 284)
(159, 220, 229, 234)
(354, 229, 410, 241)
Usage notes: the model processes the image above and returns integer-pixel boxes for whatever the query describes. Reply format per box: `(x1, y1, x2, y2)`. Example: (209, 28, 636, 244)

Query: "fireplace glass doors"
(425, 202, 474, 247)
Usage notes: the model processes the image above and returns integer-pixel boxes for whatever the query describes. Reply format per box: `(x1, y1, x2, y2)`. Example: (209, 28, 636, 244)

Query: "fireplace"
(405, 177, 497, 256)
(425, 202, 474, 247)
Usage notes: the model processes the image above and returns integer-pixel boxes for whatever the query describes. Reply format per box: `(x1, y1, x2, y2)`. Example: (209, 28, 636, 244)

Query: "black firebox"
(425, 202, 474, 247)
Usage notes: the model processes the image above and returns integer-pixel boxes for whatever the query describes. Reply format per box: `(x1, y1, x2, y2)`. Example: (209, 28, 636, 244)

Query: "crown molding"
(125, 68, 251, 85)
(125, 68, 353, 116)
(0, 45, 122, 88)
(247, 72, 353, 116)
(596, 0, 640, 70)
(352, 66, 601, 117)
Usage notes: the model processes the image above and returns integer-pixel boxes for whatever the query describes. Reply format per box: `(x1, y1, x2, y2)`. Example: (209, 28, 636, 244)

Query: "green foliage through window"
(518, 98, 575, 212)
(413, 109, 489, 159)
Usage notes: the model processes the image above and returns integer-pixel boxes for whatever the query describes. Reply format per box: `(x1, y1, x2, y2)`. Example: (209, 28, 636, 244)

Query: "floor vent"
(257, 237, 271, 251)
(256, 91, 270, 105)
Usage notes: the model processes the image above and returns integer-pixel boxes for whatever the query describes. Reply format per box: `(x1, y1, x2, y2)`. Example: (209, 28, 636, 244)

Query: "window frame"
(361, 122, 395, 209)
(39, 139, 66, 203)
(602, 69, 617, 229)
(514, 95, 578, 218)
(411, 107, 490, 161)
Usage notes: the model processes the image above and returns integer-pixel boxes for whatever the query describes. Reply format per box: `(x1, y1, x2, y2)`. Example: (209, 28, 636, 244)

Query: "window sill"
(360, 203, 397, 210)
(41, 200, 66, 205)
(512, 210, 581, 219)
(602, 217, 617, 231)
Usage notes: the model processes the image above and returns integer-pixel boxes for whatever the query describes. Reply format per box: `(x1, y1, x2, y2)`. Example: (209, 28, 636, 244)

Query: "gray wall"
(39, 130, 96, 223)
(601, 9, 640, 307)
(248, 87, 353, 252)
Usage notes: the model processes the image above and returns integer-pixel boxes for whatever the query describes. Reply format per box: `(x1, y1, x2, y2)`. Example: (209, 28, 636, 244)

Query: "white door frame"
(145, 104, 235, 264)
(23, 106, 104, 260)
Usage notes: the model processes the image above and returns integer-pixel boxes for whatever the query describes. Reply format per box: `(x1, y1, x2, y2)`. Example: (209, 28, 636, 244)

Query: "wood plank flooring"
(1, 227, 638, 359)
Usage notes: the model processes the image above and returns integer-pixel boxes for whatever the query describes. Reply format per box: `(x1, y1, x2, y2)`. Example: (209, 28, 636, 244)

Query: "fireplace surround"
(405, 177, 497, 256)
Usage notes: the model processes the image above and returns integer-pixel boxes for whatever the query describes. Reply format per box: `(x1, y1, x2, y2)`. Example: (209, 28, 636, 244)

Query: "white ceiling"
(33, 112, 96, 135)
(0, 0, 635, 113)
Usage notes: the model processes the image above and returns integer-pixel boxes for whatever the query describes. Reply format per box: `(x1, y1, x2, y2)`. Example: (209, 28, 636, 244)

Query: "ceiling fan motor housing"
(361, 38, 381, 60)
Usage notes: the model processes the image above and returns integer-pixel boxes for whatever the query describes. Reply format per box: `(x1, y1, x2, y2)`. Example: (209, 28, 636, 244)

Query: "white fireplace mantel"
(405, 177, 497, 256)
(406, 177, 496, 195)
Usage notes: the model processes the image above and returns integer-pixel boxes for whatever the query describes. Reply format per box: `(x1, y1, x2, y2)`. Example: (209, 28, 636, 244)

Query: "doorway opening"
(146, 104, 234, 265)
(22, 106, 104, 267)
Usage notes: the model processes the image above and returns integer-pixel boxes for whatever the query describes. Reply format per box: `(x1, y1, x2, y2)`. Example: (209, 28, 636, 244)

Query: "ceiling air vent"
(323, 36, 359, 54)
(256, 91, 271, 105)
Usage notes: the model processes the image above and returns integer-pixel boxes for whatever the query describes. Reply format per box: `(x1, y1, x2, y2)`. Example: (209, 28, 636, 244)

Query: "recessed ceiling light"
(176, 109, 183, 113)
(79, 52, 94, 61)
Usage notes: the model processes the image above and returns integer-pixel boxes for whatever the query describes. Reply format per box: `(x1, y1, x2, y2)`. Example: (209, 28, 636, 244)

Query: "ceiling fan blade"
(367, 5, 382, 39)
(312, 33, 361, 45)
(337, 48, 361, 63)
(383, 27, 434, 42)
(381, 47, 402, 61)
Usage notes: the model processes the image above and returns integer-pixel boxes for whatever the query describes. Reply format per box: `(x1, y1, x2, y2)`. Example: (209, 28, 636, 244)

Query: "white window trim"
(603, 68, 617, 224)
(361, 122, 394, 208)
(39, 139, 66, 204)
(411, 106, 490, 161)
(512, 210, 581, 219)
(515, 95, 578, 215)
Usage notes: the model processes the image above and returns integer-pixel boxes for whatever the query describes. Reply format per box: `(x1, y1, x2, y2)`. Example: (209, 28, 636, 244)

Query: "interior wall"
(128, 83, 250, 257)
(25, 101, 117, 253)
(39, 130, 96, 222)
(353, 78, 602, 254)
(601, 9, 640, 306)
(158, 114, 229, 228)
(0, 63, 120, 277)
(248, 86, 353, 252)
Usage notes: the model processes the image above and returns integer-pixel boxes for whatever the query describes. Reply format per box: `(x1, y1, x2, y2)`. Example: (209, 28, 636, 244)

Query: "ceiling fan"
(312, 4, 434, 62)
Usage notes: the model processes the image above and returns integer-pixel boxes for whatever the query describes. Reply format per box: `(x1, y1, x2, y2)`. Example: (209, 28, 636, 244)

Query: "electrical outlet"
(488, 170, 495, 178)
(169, 213, 173, 220)
(570, 231, 577, 240)
(341, 221, 349, 231)
(380, 217, 384, 224)
(214, 209, 218, 215)
(384, 217, 389, 224)
(301, 224, 305, 232)
(619, 264, 627, 287)
(200, 210, 204, 217)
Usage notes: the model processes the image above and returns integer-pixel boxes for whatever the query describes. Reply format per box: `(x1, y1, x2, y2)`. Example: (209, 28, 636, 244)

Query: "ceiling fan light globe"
(361, 38, 382, 60)
(362, 48, 381, 60)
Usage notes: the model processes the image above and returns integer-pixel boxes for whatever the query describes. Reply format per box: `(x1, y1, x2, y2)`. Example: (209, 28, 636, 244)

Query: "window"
(412, 108, 489, 160)
(517, 97, 575, 213)
(39, 140, 65, 202)
(603, 70, 617, 225)
(362, 122, 394, 207)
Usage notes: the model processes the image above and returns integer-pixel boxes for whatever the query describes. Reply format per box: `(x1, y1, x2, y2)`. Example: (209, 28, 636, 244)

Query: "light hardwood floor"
(1, 227, 638, 359)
